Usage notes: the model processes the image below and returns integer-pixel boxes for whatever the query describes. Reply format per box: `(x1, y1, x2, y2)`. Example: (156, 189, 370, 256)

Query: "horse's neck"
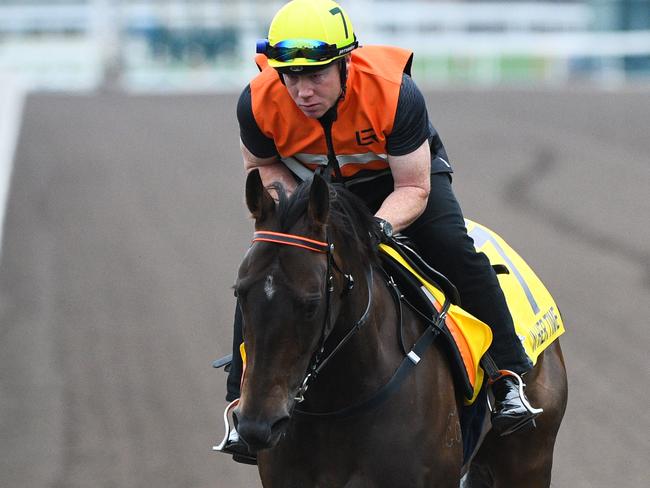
(304, 269, 405, 408)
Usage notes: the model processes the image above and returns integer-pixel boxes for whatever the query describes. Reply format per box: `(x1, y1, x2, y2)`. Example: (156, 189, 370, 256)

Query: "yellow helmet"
(257, 0, 358, 72)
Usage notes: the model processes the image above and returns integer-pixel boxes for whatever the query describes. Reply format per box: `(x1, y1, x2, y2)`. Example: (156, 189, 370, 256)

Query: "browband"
(252, 231, 329, 253)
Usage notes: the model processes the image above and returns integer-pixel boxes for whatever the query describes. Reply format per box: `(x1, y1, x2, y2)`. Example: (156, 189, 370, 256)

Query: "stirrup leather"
(489, 370, 543, 436)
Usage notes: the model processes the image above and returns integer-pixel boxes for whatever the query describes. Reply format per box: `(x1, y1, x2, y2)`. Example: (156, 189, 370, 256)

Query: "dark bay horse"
(234, 169, 567, 487)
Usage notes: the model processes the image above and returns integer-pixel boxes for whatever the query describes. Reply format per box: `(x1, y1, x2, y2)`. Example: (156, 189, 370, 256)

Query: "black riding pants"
(225, 172, 532, 401)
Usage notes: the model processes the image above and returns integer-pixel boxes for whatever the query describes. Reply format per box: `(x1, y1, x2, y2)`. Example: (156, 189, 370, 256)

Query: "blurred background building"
(1, 0, 649, 91)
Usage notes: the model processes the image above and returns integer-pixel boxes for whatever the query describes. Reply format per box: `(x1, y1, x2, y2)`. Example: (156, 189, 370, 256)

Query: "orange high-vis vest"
(250, 45, 413, 179)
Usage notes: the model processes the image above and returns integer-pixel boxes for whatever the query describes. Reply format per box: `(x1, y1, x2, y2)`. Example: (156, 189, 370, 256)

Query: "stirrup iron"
(212, 399, 239, 452)
(489, 370, 543, 436)
(212, 399, 257, 465)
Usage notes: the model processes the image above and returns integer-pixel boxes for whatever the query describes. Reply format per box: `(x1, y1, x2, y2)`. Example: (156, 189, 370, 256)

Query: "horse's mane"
(271, 180, 380, 265)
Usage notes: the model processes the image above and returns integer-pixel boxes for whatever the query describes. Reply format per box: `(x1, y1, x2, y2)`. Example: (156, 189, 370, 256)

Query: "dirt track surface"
(1, 90, 649, 487)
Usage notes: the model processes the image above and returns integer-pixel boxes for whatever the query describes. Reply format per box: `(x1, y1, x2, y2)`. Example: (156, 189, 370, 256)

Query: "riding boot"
(490, 371, 543, 436)
(482, 315, 543, 435)
(226, 303, 244, 401)
(220, 427, 258, 465)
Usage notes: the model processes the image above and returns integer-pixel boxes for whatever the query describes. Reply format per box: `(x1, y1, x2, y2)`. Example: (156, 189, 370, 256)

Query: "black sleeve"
(236, 85, 278, 158)
(387, 74, 452, 173)
(386, 74, 431, 156)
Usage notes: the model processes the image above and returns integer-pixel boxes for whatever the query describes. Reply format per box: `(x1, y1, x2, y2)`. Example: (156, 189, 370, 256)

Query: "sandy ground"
(1, 89, 648, 487)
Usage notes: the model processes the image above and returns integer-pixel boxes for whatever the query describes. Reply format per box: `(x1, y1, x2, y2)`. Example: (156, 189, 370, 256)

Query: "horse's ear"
(245, 169, 275, 221)
(308, 173, 329, 225)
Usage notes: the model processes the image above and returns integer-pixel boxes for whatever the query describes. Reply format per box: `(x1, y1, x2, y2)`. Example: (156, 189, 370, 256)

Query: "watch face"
(382, 220, 393, 237)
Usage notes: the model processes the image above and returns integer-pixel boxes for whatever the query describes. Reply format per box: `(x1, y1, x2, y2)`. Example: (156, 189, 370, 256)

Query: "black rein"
(251, 230, 450, 420)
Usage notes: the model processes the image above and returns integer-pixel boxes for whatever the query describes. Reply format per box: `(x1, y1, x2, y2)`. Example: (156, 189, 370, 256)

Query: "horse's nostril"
(232, 408, 241, 429)
(237, 413, 291, 452)
(237, 419, 272, 451)
(271, 415, 291, 436)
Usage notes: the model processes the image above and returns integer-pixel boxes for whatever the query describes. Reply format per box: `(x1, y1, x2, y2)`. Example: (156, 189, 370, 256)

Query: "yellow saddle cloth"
(465, 219, 565, 363)
(379, 219, 565, 404)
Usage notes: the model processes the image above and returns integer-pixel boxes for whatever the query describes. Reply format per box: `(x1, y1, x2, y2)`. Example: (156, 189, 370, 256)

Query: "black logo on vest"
(355, 128, 379, 146)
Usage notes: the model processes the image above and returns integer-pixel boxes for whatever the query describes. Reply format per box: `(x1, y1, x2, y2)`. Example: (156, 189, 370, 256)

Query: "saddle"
(378, 239, 491, 404)
(378, 219, 566, 402)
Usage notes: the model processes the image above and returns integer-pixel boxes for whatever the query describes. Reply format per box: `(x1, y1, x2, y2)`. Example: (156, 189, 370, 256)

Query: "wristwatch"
(376, 218, 394, 239)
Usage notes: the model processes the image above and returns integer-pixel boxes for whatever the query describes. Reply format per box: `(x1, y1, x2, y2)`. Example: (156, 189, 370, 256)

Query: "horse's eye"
(305, 304, 317, 319)
(302, 298, 321, 320)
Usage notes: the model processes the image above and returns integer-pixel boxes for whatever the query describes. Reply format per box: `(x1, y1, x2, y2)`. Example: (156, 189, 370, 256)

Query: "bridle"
(250, 230, 451, 419)
(251, 231, 374, 403)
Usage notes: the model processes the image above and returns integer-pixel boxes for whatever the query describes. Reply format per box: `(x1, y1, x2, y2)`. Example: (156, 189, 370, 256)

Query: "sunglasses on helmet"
(257, 38, 358, 63)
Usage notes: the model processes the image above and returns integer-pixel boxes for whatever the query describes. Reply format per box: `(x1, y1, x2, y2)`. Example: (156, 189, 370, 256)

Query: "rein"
(294, 271, 450, 420)
(251, 230, 451, 420)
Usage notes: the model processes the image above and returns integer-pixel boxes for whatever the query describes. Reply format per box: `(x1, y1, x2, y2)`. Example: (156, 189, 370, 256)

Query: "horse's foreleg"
(468, 429, 558, 487)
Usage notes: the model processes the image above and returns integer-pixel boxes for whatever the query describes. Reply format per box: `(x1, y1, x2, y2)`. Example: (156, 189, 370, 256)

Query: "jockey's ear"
(246, 169, 275, 223)
(308, 173, 329, 225)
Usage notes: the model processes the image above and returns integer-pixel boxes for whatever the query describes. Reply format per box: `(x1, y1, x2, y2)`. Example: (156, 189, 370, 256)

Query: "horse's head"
(233, 170, 377, 452)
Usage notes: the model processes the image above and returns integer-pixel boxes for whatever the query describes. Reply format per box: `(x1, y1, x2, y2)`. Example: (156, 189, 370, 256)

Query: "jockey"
(218, 0, 542, 462)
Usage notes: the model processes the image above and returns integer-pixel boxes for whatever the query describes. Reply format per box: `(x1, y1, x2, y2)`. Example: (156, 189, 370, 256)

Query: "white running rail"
(0, 74, 26, 261)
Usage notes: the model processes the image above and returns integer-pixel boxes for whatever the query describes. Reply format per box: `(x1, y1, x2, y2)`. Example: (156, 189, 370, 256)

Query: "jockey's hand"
(373, 217, 394, 245)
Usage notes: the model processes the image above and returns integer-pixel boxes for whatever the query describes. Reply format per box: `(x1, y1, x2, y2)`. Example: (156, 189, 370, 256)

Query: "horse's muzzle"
(234, 410, 291, 452)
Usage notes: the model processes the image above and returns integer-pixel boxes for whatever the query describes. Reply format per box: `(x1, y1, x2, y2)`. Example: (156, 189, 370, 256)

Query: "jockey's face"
(282, 61, 342, 119)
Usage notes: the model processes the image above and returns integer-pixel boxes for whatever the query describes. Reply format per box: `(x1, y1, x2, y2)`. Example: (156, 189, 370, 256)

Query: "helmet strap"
(338, 57, 348, 101)
(277, 70, 286, 86)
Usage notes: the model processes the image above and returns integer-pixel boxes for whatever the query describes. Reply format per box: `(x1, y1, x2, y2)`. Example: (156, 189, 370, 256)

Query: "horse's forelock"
(271, 181, 310, 231)
(272, 179, 378, 265)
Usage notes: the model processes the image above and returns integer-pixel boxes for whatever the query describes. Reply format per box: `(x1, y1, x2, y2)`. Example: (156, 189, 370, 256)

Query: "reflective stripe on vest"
(282, 152, 389, 180)
(287, 152, 389, 166)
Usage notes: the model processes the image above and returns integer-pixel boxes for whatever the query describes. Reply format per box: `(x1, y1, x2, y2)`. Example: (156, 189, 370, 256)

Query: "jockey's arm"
(375, 139, 431, 233)
(241, 140, 298, 196)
